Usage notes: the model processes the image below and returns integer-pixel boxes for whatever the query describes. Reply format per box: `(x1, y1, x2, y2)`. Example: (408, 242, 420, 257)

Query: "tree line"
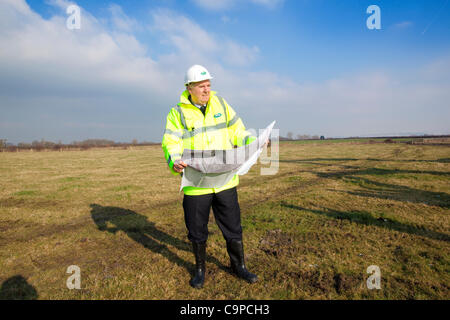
(284, 133, 324, 140)
(0, 138, 158, 152)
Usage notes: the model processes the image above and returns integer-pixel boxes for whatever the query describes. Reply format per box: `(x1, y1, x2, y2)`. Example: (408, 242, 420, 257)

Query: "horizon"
(3, 132, 449, 147)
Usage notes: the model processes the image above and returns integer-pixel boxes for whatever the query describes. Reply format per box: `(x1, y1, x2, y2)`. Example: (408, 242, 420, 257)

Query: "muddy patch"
(280, 269, 335, 296)
(277, 269, 363, 297)
(0, 197, 64, 209)
(0, 216, 92, 244)
(333, 273, 364, 295)
(259, 229, 296, 257)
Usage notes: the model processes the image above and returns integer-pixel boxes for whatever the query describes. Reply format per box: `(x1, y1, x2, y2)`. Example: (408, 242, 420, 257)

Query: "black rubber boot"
(226, 239, 258, 284)
(189, 241, 206, 289)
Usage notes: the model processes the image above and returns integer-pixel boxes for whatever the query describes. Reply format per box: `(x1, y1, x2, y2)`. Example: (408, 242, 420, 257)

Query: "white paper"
(180, 121, 276, 190)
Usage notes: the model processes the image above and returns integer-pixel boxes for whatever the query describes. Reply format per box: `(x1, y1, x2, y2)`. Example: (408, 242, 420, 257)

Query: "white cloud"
(151, 9, 219, 53)
(223, 41, 260, 66)
(191, 0, 234, 10)
(0, 0, 177, 143)
(392, 21, 413, 29)
(420, 56, 450, 82)
(249, 0, 284, 9)
(0, 1, 170, 93)
(150, 9, 260, 67)
(108, 4, 140, 32)
(113, 33, 148, 57)
(221, 15, 231, 23)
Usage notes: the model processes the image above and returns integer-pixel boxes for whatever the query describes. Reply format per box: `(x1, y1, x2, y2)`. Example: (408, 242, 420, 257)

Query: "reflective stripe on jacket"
(162, 90, 255, 195)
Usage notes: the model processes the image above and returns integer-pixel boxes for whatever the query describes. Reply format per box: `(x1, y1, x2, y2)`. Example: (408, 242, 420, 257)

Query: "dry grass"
(0, 141, 449, 299)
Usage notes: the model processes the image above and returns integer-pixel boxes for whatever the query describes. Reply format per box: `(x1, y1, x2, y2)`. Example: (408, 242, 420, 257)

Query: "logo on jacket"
(214, 113, 222, 118)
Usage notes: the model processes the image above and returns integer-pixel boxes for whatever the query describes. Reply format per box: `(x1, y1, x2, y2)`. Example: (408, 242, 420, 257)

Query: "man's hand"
(173, 160, 187, 173)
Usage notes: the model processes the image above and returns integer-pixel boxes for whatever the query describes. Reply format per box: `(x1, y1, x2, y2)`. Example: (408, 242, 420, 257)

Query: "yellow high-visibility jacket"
(162, 90, 256, 195)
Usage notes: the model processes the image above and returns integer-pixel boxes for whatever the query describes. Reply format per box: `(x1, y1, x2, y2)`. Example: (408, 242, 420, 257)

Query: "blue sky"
(1, 0, 449, 143)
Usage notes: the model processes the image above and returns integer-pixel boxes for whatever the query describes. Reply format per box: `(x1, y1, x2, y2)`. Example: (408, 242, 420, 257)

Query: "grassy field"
(0, 141, 449, 300)
(287, 137, 417, 144)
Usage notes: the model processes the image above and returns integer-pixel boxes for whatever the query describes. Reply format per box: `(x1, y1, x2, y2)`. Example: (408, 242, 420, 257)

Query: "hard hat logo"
(185, 65, 213, 85)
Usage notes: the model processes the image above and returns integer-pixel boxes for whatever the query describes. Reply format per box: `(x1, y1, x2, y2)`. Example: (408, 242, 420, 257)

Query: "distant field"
(287, 137, 450, 145)
(0, 141, 449, 299)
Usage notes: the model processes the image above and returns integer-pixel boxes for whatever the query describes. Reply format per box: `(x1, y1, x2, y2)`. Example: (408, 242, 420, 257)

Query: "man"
(162, 65, 258, 289)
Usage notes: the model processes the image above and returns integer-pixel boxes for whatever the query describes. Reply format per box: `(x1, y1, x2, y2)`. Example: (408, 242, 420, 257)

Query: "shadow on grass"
(281, 202, 450, 242)
(0, 275, 38, 300)
(280, 158, 450, 209)
(281, 157, 450, 164)
(315, 167, 449, 179)
(367, 157, 450, 164)
(280, 158, 358, 163)
(90, 204, 229, 277)
(281, 159, 449, 178)
(333, 176, 450, 209)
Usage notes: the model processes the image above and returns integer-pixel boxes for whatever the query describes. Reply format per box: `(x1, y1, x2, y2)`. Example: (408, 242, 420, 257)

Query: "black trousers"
(183, 187, 243, 243)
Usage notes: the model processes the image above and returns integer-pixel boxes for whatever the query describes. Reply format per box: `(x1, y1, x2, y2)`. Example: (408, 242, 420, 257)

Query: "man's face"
(187, 80, 211, 105)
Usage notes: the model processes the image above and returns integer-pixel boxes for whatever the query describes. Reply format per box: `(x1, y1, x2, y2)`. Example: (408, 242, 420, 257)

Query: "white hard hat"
(184, 64, 213, 85)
